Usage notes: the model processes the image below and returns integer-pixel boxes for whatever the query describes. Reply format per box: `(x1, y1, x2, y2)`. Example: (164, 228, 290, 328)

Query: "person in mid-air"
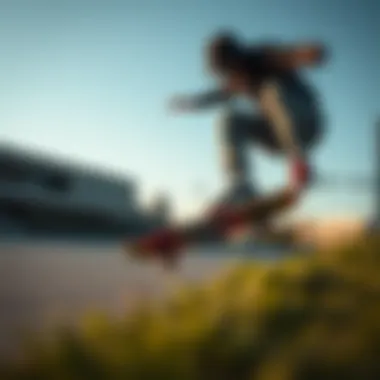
(131, 31, 327, 257)
(170, 31, 327, 209)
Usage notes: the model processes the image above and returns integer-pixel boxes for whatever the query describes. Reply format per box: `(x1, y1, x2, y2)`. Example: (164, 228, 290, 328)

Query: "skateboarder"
(170, 31, 326, 206)
(128, 31, 327, 258)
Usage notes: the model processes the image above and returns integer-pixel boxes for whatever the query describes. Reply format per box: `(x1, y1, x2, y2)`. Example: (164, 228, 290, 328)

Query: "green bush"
(2, 236, 380, 379)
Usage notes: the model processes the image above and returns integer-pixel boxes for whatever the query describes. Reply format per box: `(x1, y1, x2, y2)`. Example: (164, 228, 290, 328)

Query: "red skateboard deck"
(124, 187, 298, 268)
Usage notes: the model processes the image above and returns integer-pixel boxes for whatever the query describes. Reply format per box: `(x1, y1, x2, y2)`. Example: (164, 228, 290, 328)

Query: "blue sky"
(0, 0, 378, 220)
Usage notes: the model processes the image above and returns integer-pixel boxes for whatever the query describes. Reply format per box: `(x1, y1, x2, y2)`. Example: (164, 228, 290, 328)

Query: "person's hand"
(167, 95, 194, 114)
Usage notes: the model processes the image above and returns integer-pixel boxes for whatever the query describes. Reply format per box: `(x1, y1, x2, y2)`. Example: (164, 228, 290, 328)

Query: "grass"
(2, 235, 380, 379)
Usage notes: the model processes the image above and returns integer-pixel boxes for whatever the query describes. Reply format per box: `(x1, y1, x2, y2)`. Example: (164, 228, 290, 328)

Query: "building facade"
(0, 144, 166, 239)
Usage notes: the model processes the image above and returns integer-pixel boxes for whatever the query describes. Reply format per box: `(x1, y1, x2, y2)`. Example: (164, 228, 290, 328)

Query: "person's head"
(207, 31, 244, 75)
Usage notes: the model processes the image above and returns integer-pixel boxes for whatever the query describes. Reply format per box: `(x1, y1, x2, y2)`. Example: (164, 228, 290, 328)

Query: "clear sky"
(0, 0, 378, 221)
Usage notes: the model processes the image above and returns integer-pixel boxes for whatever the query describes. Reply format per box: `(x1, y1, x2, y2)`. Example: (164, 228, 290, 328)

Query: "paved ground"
(0, 241, 241, 360)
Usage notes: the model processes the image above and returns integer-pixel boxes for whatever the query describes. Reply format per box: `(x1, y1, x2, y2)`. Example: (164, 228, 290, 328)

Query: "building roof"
(0, 142, 135, 188)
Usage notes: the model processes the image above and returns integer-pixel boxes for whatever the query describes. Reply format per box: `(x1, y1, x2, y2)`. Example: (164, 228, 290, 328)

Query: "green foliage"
(3, 236, 380, 379)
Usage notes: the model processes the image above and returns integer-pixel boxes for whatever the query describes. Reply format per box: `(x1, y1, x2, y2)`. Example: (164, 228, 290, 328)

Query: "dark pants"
(217, 108, 323, 185)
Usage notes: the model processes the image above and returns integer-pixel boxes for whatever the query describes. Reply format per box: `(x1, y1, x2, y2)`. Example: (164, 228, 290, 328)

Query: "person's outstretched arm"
(169, 88, 232, 113)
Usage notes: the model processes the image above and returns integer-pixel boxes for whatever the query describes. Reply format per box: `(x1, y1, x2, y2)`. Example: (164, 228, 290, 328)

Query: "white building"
(0, 143, 163, 238)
